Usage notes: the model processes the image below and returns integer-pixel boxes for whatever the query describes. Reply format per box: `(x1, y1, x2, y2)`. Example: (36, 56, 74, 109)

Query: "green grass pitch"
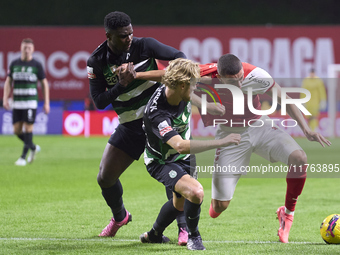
(0, 135, 339, 254)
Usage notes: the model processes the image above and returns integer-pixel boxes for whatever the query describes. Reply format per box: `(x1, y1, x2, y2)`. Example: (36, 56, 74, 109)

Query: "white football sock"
(285, 207, 294, 215)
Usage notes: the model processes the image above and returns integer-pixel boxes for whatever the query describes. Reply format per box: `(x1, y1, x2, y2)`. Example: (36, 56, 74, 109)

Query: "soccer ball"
(320, 214, 340, 244)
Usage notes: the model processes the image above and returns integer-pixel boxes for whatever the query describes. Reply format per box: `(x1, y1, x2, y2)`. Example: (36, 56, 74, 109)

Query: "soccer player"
(87, 11, 188, 242)
(2, 38, 50, 166)
(141, 58, 241, 250)
(194, 54, 331, 243)
(301, 68, 327, 131)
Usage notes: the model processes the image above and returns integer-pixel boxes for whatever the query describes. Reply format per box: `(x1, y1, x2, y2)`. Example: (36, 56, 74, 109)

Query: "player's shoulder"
(31, 58, 43, 67)
(9, 58, 22, 66)
(243, 62, 272, 79)
(88, 41, 107, 64)
(145, 85, 166, 115)
(133, 37, 162, 48)
(242, 62, 257, 76)
(200, 63, 218, 77)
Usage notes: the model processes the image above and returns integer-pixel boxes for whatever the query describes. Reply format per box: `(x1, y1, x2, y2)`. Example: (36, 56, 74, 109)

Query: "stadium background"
(1, 0, 339, 137)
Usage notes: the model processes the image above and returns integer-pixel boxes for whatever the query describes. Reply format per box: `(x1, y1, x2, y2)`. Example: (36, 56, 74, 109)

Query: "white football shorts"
(211, 115, 303, 201)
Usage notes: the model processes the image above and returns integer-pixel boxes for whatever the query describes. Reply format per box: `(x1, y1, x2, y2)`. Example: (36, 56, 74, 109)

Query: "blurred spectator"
(301, 68, 327, 131)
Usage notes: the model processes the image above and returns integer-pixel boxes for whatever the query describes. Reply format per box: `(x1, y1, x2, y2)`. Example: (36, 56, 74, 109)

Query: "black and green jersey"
(8, 58, 45, 109)
(143, 85, 191, 165)
(87, 37, 186, 124)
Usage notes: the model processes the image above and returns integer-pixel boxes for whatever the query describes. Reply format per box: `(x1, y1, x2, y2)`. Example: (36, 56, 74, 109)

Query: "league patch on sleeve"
(87, 66, 96, 79)
(158, 120, 173, 136)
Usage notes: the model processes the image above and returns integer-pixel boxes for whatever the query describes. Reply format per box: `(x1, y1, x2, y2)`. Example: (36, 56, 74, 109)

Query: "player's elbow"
(175, 142, 190, 154)
(92, 98, 107, 110)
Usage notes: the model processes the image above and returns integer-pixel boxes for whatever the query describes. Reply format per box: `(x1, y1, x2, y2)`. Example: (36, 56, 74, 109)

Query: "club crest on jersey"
(169, 170, 177, 178)
(158, 120, 173, 136)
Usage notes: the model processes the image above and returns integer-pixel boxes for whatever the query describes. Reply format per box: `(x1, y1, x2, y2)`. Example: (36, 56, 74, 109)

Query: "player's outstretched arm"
(266, 83, 331, 147)
(167, 133, 241, 154)
(191, 94, 225, 116)
(135, 70, 165, 82)
(2, 76, 12, 110)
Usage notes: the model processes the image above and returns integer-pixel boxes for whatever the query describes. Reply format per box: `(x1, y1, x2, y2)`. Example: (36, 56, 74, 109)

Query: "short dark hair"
(21, 38, 34, 44)
(310, 68, 315, 73)
(217, 54, 242, 76)
(104, 11, 131, 32)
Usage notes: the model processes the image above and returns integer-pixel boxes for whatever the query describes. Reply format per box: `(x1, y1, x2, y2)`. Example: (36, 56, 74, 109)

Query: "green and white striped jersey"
(8, 58, 45, 109)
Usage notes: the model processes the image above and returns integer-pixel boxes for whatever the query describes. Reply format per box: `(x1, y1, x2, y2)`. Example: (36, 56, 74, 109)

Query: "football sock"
(285, 165, 307, 212)
(16, 133, 25, 142)
(285, 208, 295, 215)
(24, 132, 36, 150)
(101, 180, 126, 222)
(21, 132, 34, 158)
(165, 187, 186, 231)
(153, 199, 180, 235)
(184, 200, 201, 235)
(209, 203, 221, 218)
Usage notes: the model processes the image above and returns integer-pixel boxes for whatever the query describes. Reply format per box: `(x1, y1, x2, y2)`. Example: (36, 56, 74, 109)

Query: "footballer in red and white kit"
(196, 54, 331, 243)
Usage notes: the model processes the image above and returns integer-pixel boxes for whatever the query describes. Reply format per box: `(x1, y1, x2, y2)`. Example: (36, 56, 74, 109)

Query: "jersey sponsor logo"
(169, 170, 177, 178)
(248, 73, 271, 88)
(158, 120, 173, 136)
(87, 66, 96, 79)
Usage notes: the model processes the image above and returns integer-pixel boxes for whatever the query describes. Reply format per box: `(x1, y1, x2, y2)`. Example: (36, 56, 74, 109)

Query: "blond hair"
(162, 58, 200, 89)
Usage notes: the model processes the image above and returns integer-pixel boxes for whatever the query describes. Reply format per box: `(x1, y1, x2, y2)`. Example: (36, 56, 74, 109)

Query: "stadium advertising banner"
(0, 26, 340, 100)
(62, 111, 119, 136)
(0, 108, 63, 134)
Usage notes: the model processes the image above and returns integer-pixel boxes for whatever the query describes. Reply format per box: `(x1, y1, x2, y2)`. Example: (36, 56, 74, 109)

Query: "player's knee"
(97, 166, 115, 188)
(290, 150, 307, 166)
(14, 129, 21, 136)
(189, 185, 204, 204)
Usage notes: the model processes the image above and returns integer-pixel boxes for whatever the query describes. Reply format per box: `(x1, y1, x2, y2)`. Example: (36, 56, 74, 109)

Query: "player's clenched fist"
(220, 133, 241, 147)
(118, 62, 136, 87)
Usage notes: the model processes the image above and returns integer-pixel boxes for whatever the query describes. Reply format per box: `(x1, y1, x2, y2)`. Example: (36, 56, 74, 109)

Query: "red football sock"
(285, 165, 307, 212)
(209, 203, 221, 218)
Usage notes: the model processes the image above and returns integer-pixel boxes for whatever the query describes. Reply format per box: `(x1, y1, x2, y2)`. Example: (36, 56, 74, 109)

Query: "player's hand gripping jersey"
(197, 62, 275, 127)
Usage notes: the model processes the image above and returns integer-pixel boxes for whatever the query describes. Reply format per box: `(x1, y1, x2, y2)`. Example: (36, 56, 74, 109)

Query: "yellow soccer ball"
(320, 214, 340, 244)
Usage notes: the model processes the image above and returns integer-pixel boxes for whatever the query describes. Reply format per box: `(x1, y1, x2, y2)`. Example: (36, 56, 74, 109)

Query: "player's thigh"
(252, 119, 302, 165)
(211, 174, 241, 201)
(147, 160, 192, 197)
(108, 120, 146, 161)
(98, 143, 134, 185)
(174, 174, 203, 203)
